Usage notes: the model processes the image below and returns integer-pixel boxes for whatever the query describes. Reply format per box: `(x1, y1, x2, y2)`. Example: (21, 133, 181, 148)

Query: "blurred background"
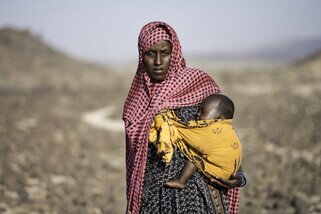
(0, 0, 321, 213)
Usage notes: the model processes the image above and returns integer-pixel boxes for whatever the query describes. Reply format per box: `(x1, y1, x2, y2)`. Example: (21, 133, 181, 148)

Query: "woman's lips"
(153, 69, 165, 74)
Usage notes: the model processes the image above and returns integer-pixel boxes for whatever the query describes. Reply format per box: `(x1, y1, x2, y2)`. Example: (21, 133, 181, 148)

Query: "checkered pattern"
(140, 26, 171, 53)
(227, 188, 241, 213)
(123, 21, 241, 214)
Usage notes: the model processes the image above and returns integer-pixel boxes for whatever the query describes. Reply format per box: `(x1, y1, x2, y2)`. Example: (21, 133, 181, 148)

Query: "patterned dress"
(140, 106, 228, 214)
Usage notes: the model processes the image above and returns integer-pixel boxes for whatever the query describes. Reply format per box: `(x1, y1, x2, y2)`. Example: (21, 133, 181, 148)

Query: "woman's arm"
(209, 165, 247, 189)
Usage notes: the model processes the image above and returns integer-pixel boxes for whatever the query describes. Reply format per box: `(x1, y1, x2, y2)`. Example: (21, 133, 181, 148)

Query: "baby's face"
(198, 99, 221, 120)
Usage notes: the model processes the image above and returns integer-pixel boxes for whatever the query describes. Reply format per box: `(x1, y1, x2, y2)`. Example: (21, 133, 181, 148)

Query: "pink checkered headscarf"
(123, 21, 223, 214)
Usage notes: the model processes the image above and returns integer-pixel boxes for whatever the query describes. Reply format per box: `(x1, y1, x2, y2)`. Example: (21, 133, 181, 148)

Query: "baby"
(165, 94, 242, 189)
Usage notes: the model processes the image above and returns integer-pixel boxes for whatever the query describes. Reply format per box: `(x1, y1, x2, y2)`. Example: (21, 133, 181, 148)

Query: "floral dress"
(140, 106, 229, 214)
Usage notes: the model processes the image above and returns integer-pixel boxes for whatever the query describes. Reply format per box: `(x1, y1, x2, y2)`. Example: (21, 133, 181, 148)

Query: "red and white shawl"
(123, 21, 238, 214)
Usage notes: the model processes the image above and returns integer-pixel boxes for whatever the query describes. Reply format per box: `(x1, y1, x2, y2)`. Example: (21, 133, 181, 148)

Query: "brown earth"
(0, 28, 320, 213)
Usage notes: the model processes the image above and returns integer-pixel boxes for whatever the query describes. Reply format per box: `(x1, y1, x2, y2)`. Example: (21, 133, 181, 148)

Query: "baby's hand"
(210, 174, 242, 189)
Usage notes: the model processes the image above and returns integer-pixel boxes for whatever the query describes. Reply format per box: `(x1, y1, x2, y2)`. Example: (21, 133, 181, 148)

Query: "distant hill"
(296, 50, 321, 67)
(0, 27, 76, 73)
(287, 50, 321, 82)
(0, 27, 116, 93)
(190, 37, 321, 64)
(244, 38, 321, 63)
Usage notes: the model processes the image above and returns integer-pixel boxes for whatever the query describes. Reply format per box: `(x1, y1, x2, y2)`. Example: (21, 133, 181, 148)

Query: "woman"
(123, 21, 245, 214)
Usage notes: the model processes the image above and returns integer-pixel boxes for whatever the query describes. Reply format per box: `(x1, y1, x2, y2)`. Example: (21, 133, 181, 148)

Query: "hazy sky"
(1, 0, 321, 63)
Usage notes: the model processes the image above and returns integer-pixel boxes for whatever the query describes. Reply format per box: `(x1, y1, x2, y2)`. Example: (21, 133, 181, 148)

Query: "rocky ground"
(0, 28, 321, 213)
(210, 60, 321, 213)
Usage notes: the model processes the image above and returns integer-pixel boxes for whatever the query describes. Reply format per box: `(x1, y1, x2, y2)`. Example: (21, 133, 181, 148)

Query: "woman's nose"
(154, 53, 162, 65)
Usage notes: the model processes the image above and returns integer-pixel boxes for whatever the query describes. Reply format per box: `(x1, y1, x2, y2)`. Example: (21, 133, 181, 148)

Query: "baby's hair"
(206, 94, 235, 119)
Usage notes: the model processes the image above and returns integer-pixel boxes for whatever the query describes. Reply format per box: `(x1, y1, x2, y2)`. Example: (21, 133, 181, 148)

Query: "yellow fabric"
(149, 110, 242, 180)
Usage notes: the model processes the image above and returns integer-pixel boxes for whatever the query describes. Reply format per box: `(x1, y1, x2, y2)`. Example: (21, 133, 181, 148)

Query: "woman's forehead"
(146, 40, 172, 51)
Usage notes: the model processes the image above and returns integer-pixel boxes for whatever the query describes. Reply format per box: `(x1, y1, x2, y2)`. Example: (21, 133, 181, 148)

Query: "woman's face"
(143, 40, 172, 82)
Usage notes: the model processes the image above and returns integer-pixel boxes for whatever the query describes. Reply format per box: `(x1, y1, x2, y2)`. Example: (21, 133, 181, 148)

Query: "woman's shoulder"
(177, 67, 206, 75)
(176, 67, 214, 84)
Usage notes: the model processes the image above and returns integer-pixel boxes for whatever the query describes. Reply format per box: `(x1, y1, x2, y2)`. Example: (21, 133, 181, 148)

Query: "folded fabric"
(149, 110, 242, 180)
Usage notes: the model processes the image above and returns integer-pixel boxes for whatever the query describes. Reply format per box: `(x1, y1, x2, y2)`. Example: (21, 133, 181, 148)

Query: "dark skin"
(143, 41, 243, 189)
(210, 166, 243, 189)
(143, 40, 172, 82)
(165, 96, 243, 189)
(197, 97, 222, 120)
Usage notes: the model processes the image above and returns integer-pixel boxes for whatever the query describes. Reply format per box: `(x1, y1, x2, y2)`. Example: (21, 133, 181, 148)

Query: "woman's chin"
(151, 75, 166, 82)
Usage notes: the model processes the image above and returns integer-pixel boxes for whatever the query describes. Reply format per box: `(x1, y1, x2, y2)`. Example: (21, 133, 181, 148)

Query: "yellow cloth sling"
(149, 110, 242, 180)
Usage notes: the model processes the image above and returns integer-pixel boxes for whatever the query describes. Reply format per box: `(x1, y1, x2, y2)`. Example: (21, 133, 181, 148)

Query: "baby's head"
(198, 94, 234, 120)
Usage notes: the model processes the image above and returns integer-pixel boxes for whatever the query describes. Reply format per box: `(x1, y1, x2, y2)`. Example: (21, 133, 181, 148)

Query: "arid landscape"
(0, 28, 320, 213)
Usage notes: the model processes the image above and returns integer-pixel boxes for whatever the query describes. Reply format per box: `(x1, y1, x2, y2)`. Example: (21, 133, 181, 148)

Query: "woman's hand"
(210, 173, 243, 189)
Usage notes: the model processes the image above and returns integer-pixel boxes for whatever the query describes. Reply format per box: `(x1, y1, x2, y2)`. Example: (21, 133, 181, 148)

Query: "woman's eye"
(146, 51, 155, 57)
(161, 52, 170, 56)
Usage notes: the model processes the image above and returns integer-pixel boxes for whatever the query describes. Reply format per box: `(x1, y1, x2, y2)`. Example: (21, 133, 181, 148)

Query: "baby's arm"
(165, 160, 197, 189)
(209, 165, 247, 189)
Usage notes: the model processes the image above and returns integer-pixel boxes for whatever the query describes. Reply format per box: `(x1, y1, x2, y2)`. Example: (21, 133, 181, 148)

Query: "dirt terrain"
(0, 28, 320, 213)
